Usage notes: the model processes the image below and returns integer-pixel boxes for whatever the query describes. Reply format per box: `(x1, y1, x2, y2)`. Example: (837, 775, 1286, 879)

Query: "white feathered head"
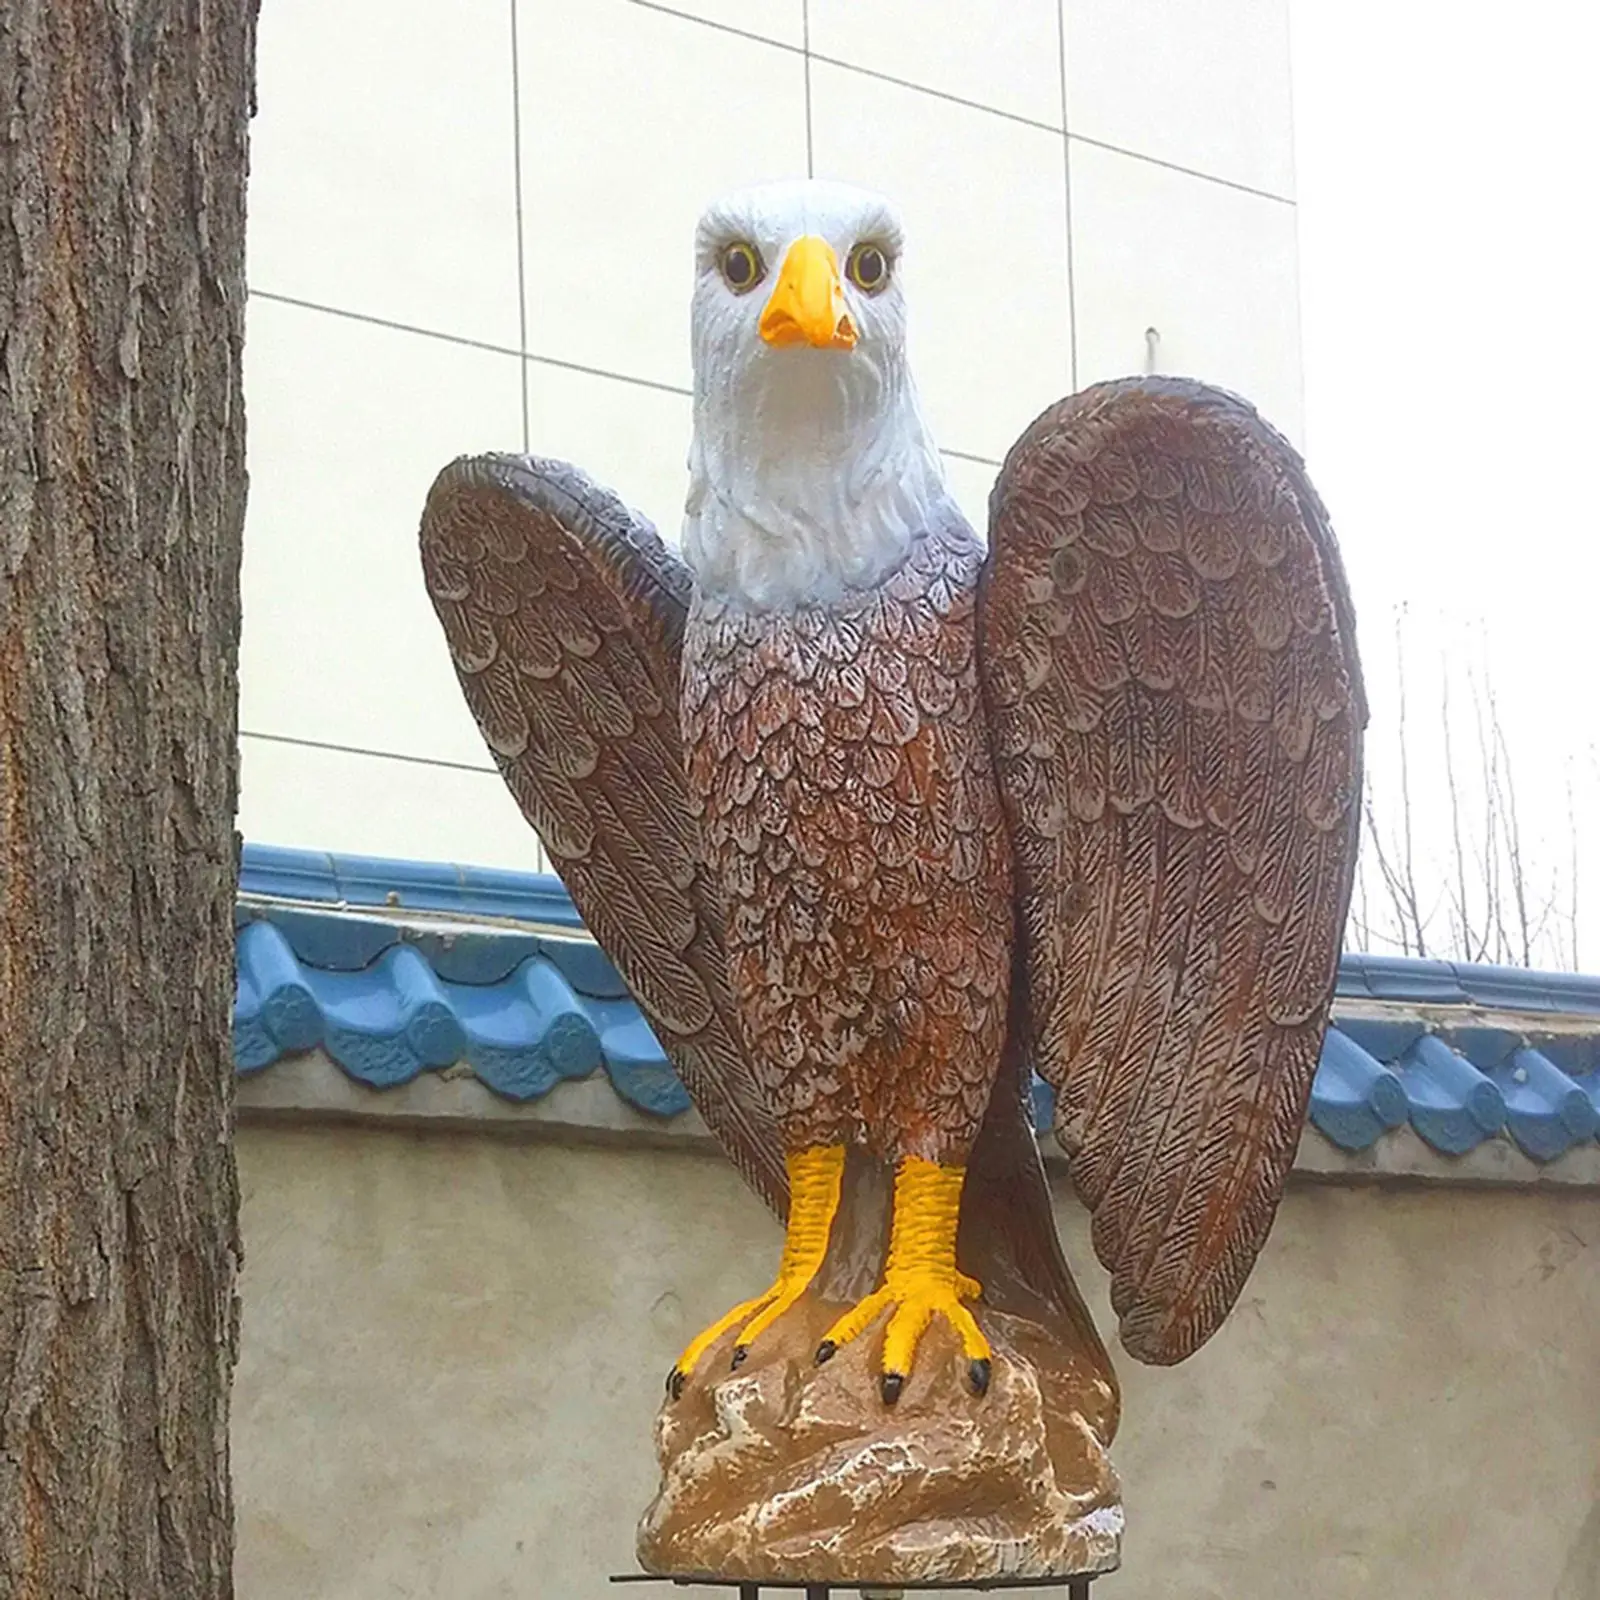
(682, 179, 949, 611)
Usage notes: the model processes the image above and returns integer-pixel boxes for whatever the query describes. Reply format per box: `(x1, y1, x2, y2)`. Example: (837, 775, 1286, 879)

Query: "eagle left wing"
(420, 455, 789, 1219)
(976, 377, 1365, 1365)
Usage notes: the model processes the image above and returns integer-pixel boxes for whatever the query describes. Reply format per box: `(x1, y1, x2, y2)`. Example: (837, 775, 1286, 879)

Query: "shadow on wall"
(1556, 1485, 1600, 1600)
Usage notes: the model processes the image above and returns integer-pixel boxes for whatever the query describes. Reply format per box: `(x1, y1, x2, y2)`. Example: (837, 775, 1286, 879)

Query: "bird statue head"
(683, 179, 950, 611)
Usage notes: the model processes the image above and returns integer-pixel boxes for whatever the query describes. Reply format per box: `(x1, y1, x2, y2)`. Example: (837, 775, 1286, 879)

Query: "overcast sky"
(1289, 1, 1598, 966)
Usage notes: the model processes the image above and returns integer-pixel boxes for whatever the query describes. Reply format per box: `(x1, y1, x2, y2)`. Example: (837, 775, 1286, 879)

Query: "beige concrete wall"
(233, 1124, 1600, 1600)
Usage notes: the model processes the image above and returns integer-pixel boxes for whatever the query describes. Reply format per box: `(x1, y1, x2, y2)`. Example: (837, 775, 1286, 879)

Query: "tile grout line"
(249, 288, 525, 359)
(241, 729, 500, 778)
(518, 355, 688, 398)
(628, 0, 795, 54)
(518, 353, 692, 400)
(1069, 131, 1295, 206)
(509, 0, 531, 452)
(246, 292, 1003, 464)
(624, 0, 1062, 134)
(246, 289, 687, 396)
(1056, 0, 1077, 391)
(802, 0, 814, 178)
(621, 0, 1294, 203)
(810, 50, 1059, 133)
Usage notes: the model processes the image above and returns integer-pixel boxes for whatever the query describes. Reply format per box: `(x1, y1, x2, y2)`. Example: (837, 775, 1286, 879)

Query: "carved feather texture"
(979, 377, 1365, 1365)
(681, 514, 1013, 1165)
(419, 456, 789, 1217)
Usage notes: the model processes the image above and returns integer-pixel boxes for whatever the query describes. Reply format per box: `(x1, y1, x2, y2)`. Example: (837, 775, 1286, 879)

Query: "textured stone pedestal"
(637, 1292, 1122, 1584)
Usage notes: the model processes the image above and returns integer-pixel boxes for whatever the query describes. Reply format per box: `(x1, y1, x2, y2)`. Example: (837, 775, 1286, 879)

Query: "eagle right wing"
(420, 455, 788, 1218)
(977, 379, 1364, 1365)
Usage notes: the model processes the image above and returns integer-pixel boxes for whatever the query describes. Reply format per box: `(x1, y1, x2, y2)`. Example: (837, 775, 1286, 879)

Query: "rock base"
(637, 1292, 1121, 1584)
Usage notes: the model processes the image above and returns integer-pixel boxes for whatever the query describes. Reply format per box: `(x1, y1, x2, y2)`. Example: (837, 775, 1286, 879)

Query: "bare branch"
(1440, 667, 1476, 959)
(1568, 765, 1581, 971)
(1357, 614, 1581, 971)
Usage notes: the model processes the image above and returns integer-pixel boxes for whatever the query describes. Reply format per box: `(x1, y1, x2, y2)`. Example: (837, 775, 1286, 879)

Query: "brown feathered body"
(681, 512, 1012, 1164)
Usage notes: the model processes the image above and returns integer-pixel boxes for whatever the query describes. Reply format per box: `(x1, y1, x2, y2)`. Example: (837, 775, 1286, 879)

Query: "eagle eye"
(846, 241, 891, 294)
(719, 241, 765, 294)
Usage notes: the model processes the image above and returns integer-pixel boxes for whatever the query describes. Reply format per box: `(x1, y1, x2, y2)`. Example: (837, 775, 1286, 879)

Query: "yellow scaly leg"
(814, 1156, 990, 1405)
(666, 1144, 844, 1401)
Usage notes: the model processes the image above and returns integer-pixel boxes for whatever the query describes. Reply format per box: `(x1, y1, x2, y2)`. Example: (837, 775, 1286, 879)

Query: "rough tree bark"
(0, 2, 256, 1594)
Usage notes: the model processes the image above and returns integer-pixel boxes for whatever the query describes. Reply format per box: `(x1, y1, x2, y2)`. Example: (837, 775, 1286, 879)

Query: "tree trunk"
(0, 2, 255, 1593)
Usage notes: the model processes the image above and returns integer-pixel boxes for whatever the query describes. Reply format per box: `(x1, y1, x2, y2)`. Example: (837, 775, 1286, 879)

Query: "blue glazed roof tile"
(238, 844, 344, 906)
(231, 844, 1600, 1162)
(1491, 1048, 1599, 1161)
(453, 960, 602, 1102)
(306, 946, 467, 1088)
(1307, 1030, 1408, 1152)
(1395, 1035, 1507, 1155)
(1326, 1014, 1426, 1067)
(238, 843, 586, 930)
(1530, 1033, 1600, 1080)
(595, 1008, 694, 1117)
(1457, 963, 1600, 1014)
(1338, 954, 1471, 1006)
(233, 898, 667, 1111)
(235, 919, 322, 1068)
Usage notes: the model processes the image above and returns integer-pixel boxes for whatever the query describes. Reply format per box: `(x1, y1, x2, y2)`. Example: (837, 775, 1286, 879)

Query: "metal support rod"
(611, 1574, 1099, 1595)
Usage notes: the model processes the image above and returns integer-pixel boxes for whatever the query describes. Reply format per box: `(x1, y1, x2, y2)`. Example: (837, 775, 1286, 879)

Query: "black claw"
(730, 1345, 748, 1370)
(881, 1370, 905, 1406)
(968, 1357, 992, 1397)
(813, 1340, 837, 1366)
(666, 1367, 686, 1402)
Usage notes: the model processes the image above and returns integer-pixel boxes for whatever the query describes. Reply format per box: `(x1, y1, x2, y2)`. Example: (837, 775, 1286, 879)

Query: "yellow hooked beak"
(758, 235, 859, 351)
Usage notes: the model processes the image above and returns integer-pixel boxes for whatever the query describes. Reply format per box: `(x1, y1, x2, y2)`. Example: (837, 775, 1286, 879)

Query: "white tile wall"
(1069, 141, 1304, 442)
(940, 453, 1001, 538)
(524, 362, 693, 542)
(240, 298, 523, 768)
(249, 0, 522, 349)
(808, 0, 1063, 127)
(242, 0, 1305, 870)
(651, 0, 805, 48)
(809, 61, 1072, 462)
(239, 737, 550, 872)
(1063, 0, 1297, 197)
(517, 0, 807, 390)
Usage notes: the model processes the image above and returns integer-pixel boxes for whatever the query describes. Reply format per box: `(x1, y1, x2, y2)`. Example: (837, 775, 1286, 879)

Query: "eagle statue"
(419, 179, 1365, 1419)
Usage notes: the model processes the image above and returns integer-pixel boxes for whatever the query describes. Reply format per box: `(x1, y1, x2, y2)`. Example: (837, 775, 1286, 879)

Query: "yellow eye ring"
(719, 241, 765, 294)
(846, 241, 891, 294)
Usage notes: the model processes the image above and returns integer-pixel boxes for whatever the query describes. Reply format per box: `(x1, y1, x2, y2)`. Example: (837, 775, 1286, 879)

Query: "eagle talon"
(667, 1144, 845, 1395)
(666, 1366, 686, 1402)
(817, 1157, 993, 1399)
(814, 1339, 837, 1366)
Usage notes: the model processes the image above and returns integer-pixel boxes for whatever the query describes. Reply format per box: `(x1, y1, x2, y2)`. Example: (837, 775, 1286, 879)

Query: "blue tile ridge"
(232, 899, 670, 1113)
(239, 842, 585, 930)
(233, 843, 1600, 1159)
